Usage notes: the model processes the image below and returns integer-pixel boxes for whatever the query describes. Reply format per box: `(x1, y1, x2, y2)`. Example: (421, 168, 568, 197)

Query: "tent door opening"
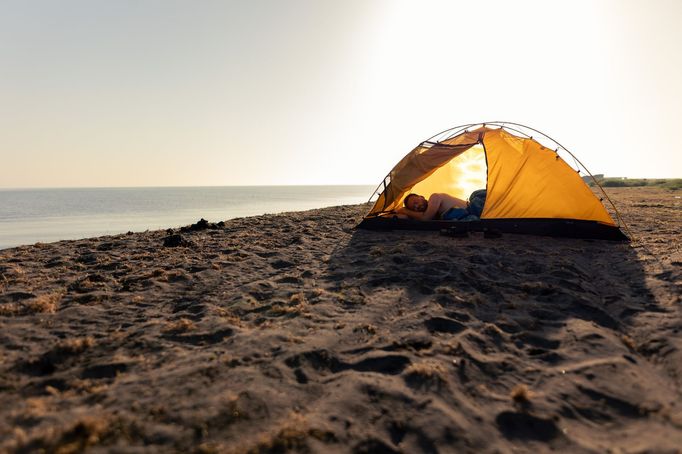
(403, 143, 487, 206)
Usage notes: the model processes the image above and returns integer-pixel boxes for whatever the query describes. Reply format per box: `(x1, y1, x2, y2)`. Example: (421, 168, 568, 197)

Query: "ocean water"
(0, 186, 374, 250)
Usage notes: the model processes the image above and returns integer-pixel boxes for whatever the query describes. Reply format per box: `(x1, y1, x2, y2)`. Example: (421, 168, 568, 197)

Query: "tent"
(358, 122, 629, 241)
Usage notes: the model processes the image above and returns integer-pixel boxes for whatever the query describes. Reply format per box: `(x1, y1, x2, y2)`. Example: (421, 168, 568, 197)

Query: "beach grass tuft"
(0, 291, 63, 316)
(510, 384, 534, 409)
(621, 334, 637, 352)
(55, 337, 95, 355)
(162, 318, 196, 333)
(404, 361, 447, 390)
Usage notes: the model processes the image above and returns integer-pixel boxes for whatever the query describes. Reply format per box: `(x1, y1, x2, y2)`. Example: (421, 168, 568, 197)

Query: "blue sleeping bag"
(468, 189, 487, 217)
(441, 189, 487, 221)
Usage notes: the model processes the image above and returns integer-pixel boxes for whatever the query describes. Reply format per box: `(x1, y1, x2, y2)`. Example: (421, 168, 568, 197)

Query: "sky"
(1, 0, 681, 188)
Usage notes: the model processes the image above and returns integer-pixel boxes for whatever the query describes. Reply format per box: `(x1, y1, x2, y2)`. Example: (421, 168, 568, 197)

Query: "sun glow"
(0, 0, 679, 188)
(407, 145, 487, 202)
(451, 146, 487, 198)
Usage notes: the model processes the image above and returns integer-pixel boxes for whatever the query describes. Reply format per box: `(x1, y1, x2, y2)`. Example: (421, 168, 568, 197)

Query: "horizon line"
(0, 183, 377, 191)
(3, 176, 682, 191)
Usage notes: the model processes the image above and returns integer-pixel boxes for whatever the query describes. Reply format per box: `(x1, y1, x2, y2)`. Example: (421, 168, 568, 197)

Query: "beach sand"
(1, 187, 680, 453)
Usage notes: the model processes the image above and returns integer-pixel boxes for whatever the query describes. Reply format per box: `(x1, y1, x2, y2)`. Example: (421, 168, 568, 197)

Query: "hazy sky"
(1, 0, 681, 188)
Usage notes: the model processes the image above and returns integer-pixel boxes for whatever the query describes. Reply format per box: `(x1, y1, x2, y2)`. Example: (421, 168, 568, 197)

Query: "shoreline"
(1, 187, 680, 452)
(0, 185, 375, 251)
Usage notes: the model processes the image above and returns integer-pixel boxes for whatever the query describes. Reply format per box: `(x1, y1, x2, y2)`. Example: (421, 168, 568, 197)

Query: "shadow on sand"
(327, 229, 658, 334)
(320, 228, 680, 451)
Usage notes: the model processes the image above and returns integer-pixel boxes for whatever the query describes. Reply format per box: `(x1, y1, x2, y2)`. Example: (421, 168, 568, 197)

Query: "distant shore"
(587, 177, 682, 190)
(1, 187, 681, 452)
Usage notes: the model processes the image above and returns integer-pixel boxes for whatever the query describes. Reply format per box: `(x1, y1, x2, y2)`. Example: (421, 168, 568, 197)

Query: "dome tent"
(358, 122, 629, 241)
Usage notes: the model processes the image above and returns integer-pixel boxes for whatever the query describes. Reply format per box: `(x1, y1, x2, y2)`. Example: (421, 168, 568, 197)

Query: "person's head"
(404, 193, 427, 212)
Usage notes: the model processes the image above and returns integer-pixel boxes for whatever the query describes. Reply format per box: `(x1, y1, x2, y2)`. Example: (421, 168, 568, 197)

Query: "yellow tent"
(359, 123, 628, 241)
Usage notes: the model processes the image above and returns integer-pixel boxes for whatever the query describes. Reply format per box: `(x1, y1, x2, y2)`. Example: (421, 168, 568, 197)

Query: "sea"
(0, 185, 375, 250)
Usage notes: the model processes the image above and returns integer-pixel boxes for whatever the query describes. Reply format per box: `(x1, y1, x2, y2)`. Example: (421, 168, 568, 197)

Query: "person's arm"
(396, 207, 421, 220)
(396, 195, 442, 221)
(420, 194, 442, 220)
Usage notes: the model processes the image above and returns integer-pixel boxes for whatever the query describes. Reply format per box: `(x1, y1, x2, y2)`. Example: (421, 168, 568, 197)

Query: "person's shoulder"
(439, 193, 460, 200)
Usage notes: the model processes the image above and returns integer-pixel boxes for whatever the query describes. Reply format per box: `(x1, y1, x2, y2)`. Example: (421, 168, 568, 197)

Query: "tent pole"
(425, 122, 478, 142)
(367, 175, 388, 203)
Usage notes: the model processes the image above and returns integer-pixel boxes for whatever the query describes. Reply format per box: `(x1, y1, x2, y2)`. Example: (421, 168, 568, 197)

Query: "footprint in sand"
(495, 411, 560, 442)
(424, 316, 466, 334)
(284, 349, 411, 384)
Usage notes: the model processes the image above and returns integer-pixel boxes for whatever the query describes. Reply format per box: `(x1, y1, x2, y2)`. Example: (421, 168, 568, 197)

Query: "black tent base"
(357, 217, 629, 241)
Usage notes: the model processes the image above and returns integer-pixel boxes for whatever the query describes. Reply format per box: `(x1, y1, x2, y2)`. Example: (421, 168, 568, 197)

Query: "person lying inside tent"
(396, 190, 486, 221)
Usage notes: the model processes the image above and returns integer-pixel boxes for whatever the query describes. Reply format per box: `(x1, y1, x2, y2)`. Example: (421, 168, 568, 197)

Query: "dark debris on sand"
(163, 219, 227, 247)
(179, 218, 225, 233)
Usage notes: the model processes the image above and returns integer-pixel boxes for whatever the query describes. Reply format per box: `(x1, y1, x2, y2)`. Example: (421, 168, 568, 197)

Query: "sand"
(0, 187, 681, 453)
